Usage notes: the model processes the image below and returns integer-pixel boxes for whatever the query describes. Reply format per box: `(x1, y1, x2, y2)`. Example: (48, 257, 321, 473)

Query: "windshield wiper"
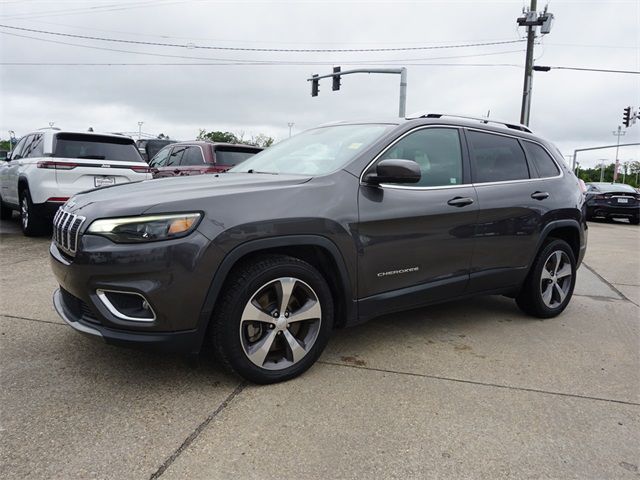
(246, 169, 278, 174)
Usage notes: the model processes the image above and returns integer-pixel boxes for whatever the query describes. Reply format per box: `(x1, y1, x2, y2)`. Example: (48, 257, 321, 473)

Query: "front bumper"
(49, 230, 225, 354)
(53, 288, 202, 352)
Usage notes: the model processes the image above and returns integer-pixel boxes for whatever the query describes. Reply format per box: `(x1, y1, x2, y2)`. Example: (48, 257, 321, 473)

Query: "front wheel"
(210, 254, 334, 384)
(516, 239, 577, 318)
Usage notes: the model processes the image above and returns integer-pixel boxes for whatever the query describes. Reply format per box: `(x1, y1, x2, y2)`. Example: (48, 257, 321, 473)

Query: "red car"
(148, 141, 262, 178)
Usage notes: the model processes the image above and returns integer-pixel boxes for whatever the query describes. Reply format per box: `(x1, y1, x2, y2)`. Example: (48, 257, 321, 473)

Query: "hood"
(65, 173, 312, 216)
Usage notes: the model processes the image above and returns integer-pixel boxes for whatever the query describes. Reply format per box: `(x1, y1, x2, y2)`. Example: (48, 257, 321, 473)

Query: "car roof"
(318, 112, 540, 140)
(25, 128, 134, 141)
(167, 140, 262, 149)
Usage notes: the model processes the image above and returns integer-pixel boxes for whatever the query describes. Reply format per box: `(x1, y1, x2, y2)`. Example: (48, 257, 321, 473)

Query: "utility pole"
(612, 125, 625, 182)
(599, 159, 607, 183)
(137, 121, 144, 141)
(308, 67, 407, 118)
(517, 2, 554, 126)
(287, 122, 294, 138)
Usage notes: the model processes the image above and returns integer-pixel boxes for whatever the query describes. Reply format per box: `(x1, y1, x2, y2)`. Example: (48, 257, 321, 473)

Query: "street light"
(287, 122, 294, 138)
(137, 121, 144, 140)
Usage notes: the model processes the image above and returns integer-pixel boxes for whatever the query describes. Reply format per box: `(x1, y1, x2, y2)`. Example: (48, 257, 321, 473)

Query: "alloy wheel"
(21, 196, 29, 229)
(239, 277, 322, 370)
(540, 250, 573, 308)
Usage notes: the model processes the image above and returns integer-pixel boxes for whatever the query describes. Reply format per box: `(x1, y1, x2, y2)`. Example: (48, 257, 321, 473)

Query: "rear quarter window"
(53, 133, 143, 162)
(522, 140, 560, 178)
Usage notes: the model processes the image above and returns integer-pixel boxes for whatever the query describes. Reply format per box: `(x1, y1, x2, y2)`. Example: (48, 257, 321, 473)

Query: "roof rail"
(407, 112, 532, 134)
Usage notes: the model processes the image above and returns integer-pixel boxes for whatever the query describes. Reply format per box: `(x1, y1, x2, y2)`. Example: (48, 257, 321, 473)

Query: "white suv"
(0, 129, 152, 235)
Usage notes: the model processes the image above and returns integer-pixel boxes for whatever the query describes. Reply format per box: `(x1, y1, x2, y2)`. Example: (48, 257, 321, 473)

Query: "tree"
(197, 130, 239, 143)
(197, 129, 275, 148)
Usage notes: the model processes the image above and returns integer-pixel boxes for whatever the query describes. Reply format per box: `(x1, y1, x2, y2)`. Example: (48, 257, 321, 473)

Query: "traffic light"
(311, 74, 319, 97)
(623, 107, 631, 127)
(332, 66, 341, 91)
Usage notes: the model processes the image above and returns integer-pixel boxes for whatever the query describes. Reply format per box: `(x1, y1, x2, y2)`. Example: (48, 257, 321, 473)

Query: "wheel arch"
(537, 219, 583, 266)
(196, 235, 357, 350)
(17, 176, 30, 196)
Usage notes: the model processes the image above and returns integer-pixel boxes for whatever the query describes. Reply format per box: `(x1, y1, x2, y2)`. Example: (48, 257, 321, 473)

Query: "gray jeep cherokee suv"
(51, 114, 587, 384)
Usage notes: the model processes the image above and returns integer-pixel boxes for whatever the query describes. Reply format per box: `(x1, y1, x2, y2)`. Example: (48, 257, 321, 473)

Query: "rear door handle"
(447, 196, 474, 207)
(531, 191, 550, 200)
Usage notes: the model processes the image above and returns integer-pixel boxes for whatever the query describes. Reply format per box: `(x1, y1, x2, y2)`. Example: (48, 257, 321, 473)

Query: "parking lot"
(1, 217, 638, 479)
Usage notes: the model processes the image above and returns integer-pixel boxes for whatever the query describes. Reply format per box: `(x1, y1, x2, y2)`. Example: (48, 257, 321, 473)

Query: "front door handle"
(447, 196, 474, 207)
(531, 191, 550, 200)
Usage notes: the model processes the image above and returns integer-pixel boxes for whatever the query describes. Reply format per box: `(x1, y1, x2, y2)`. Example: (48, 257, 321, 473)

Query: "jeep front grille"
(53, 209, 85, 256)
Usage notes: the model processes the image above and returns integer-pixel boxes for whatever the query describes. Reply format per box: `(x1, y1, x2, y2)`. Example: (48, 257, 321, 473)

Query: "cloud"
(0, 0, 638, 167)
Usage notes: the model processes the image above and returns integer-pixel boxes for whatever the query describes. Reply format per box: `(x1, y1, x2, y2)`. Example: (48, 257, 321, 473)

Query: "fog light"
(96, 289, 156, 322)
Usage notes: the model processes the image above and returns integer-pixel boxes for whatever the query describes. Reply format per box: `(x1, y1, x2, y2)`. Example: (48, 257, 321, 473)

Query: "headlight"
(86, 213, 202, 243)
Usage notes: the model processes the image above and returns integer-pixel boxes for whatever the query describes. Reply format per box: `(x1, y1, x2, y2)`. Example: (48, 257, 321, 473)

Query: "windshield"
(229, 124, 392, 175)
(53, 133, 143, 162)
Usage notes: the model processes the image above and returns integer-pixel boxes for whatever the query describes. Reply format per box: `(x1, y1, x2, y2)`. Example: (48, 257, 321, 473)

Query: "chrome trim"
(96, 289, 157, 323)
(359, 124, 564, 190)
(53, 289, 103, 338)
(52, 209, 85, 255)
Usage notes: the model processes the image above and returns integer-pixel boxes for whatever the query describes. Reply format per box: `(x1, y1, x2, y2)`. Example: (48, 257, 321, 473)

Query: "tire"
(210, 254, 334, 384)
(0, 196, 13, 220)
(19, 187, 48, 236)
(516, 239, 577, 319)
(630, 217, 639, 225)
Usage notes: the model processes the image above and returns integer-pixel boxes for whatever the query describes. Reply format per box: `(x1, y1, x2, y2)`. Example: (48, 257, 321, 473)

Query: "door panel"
(358, 185, 478, 300)
(356, 126, 477, 310)
(466, 129, 544, 291)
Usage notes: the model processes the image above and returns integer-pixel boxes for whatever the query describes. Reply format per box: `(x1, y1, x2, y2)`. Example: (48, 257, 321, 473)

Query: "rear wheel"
(19, 187, 48, 236)
(210, 254, 334, 384)
(516, 239, 576, 318)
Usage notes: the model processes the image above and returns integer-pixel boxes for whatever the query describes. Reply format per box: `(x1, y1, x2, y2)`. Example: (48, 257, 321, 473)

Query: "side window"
(25, 134, 44, 158)
(167, 146, 186, 166)
(468, 131, 530, 183)
(522, 140, 560, 178)
(181, 146, 204, 166)
(150, 147, 170, 168)
(11, 136, 31, 160)
(379, 128, 463, 187)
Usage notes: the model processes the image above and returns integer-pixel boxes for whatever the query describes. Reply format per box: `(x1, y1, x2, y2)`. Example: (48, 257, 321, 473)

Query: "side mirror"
(364, 159, 421, 185)
(5, 152, 12, 161)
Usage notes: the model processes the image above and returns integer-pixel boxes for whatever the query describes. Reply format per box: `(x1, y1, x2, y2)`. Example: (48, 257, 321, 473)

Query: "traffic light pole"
(572, 142, 640, 174)
(308, 67, 407, 118)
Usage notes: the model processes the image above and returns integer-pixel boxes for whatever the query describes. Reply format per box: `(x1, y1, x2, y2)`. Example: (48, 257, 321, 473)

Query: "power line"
(537, 65, 640, 75)
(0, 23, 527, 53)
(0, 1, 186, 20)
(0, 62, 524, 68)
(0, 30, 525, 65)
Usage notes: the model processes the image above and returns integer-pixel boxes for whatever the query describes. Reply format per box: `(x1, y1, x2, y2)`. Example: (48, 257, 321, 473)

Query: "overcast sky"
(0, 0, 638, 168)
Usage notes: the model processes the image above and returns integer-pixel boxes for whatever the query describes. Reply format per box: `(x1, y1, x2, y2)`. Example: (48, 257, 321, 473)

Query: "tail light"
(130, 166, 150, 173)
(37, 161, 77, 170)
(578, 179, 586, 193)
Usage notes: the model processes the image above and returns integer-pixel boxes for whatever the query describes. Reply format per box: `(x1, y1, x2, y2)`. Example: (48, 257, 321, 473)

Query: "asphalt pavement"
(1, 215, 638, 479)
